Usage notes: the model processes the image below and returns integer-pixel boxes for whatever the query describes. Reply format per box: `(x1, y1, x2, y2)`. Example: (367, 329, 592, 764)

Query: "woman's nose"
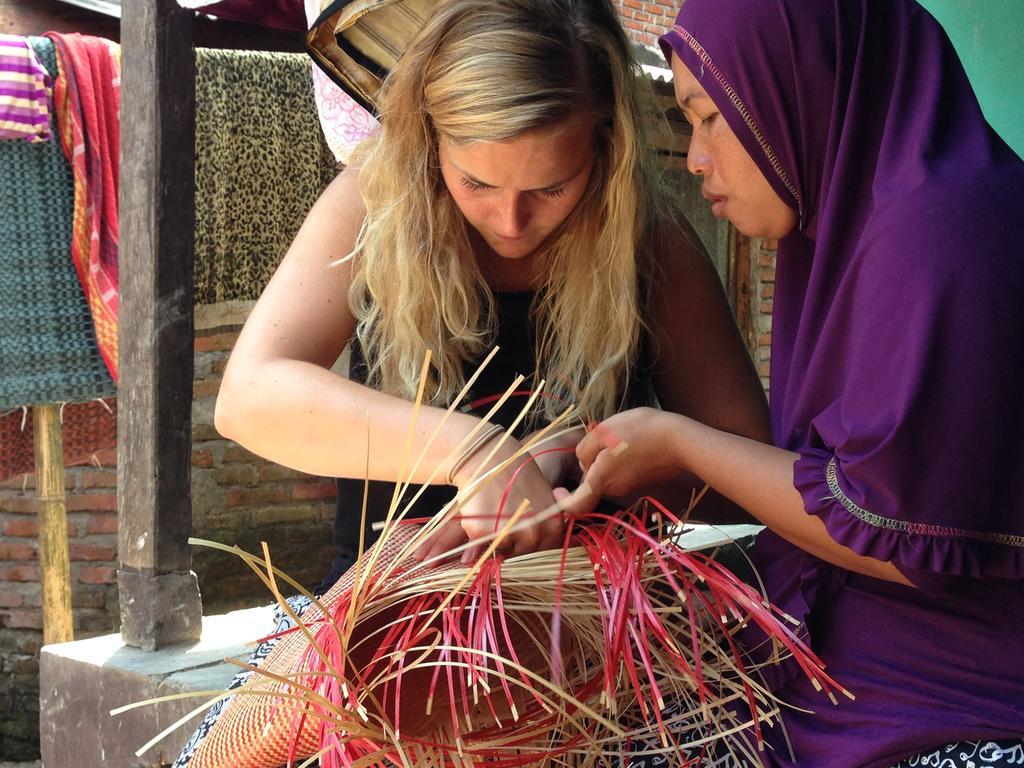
(686, 131, 710, 176)
(495, 193, 528, 236)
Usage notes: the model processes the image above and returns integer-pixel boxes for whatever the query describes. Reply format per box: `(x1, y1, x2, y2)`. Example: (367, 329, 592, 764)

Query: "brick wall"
(751, 239, 778, 396)
(613, 0, 680, 51)
(0, 453, 118, 761)
(189, 317, 336, 616)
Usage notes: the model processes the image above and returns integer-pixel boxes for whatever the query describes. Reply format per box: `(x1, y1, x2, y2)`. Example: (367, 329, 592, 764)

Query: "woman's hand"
(569, 408, 689, 508)
(523, 426, 584, 488)
(415, 434, 566, 563)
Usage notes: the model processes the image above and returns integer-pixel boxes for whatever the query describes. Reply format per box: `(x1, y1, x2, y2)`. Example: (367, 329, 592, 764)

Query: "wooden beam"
(33, 404, 74, 646)
(116, 0, 202, 650)
(2, 0, 307, 51)
(0, 0, 120, 38)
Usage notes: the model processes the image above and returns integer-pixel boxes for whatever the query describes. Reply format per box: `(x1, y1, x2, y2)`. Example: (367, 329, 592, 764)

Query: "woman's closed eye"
(459, 176, 488, 192)
(539, 186, 568, 198)
(698, 111, 720, 128)
(458, 176, 567, 199)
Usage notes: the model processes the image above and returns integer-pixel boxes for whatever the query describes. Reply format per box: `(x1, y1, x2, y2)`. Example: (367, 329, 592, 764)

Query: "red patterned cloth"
(0, 399, 117, 481)
(44, 33, 120, 382)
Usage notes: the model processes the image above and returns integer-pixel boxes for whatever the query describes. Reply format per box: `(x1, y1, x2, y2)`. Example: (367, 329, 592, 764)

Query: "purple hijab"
(661, 2, 1024, 766)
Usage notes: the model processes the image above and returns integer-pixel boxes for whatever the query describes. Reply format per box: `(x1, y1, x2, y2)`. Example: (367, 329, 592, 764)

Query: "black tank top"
(321, 291, 651, 590)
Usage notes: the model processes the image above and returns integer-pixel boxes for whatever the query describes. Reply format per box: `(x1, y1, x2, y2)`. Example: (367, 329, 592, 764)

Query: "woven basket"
(186, 506, 848, 767)
(189, 525, 571, 767)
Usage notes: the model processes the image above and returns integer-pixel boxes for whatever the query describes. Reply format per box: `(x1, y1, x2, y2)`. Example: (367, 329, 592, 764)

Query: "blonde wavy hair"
(348, 0, 681, 422)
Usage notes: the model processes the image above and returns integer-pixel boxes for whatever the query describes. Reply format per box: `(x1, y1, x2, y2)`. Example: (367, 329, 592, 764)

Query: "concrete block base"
(40, 605, 269, 768)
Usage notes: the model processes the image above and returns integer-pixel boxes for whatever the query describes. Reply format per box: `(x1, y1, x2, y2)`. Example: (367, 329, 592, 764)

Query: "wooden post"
(33, 404, 74, 646)
(116, 0, 202, 650)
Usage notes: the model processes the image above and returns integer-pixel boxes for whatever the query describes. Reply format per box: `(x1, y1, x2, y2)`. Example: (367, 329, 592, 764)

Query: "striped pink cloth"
(0, 35, 52, 143)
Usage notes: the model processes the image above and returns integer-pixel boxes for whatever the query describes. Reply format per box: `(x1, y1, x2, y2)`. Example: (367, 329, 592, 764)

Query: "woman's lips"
(702, 190, 727, 216)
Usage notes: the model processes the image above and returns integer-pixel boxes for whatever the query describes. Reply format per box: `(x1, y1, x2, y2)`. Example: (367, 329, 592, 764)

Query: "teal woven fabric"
(0, 37, 115, 410)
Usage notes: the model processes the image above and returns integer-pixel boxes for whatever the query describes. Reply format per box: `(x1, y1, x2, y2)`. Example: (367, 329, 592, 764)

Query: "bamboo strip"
(33, 404, 74, 645)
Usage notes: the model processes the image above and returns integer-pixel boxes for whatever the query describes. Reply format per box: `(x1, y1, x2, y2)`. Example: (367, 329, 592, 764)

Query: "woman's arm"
(215, 169, 562, 553)
(573, 408, 911, 584)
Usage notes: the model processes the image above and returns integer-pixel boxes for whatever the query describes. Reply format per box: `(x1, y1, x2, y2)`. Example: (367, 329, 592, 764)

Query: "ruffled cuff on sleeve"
(793, 448, 1024, 588)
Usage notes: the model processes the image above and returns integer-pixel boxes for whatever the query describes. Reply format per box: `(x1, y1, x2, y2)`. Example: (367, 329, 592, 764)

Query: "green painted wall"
(918, 0, 1024, 157)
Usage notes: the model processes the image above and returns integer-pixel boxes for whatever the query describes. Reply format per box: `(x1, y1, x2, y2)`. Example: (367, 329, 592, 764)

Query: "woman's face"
(672, 55, 797, 239)
(438, 122, 595, 262)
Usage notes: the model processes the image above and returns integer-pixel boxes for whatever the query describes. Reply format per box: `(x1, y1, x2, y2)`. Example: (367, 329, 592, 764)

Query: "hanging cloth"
(45, 32, 121, 382)
(302, 0, 377, 164)
(0, 34, 52, 143)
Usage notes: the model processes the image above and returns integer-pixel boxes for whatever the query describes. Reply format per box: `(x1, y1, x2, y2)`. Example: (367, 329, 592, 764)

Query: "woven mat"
(0, 398, 117, 481)
(194, 48, 338, 305)
(0, 37, 116, 411)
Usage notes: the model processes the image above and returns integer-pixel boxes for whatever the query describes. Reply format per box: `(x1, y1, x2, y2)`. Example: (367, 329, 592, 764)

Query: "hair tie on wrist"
(446, 423, 504, 486)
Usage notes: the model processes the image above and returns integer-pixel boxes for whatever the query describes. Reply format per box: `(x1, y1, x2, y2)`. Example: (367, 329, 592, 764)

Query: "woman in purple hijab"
(570, 0, 1024, 766)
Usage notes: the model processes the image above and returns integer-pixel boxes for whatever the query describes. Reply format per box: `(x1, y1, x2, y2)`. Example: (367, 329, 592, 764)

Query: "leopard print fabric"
(194, 48, 339, 305)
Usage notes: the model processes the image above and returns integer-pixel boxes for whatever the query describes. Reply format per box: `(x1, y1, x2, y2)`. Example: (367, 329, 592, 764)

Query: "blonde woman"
(215, 0, 768, 589)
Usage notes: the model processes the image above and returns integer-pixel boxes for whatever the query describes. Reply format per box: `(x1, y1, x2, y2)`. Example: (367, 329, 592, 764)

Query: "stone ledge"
(40, 604, 270, 768)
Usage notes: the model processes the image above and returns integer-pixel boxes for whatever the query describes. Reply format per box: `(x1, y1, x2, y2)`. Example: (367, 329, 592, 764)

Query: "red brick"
(213, 464, 257, 486)
(0, 590, 24, 608)
(69, 543, 117, 562)
(78, 566, 116, 585)
(759, 301, 774, 315)
(0, 496, 41, 514)
(758, 333, 772, 347)
(760, 285, 775, 300)
(85, 514, 118, 535)
(4, 610, 43, 630)
(290, 481, 336, 501)
(66, 493, 117, 512)
(211, 357, 229, 375)
(73, 590, 108, 609)
(0, 474, 34, 490)
(193, 332, 238, 353)
(91, 448, 117, 466)
(80, 470, 117, 489)
(3, 519, 37, 537)
(192, 449, 215, 468)
(223, 444, 257, 463)
(0, 565, 39, 582)
(0, 542, 36, 561)
(193, 379, 223, 399)
(259, 464, 308, 482)
(225, 487, 288, 508)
